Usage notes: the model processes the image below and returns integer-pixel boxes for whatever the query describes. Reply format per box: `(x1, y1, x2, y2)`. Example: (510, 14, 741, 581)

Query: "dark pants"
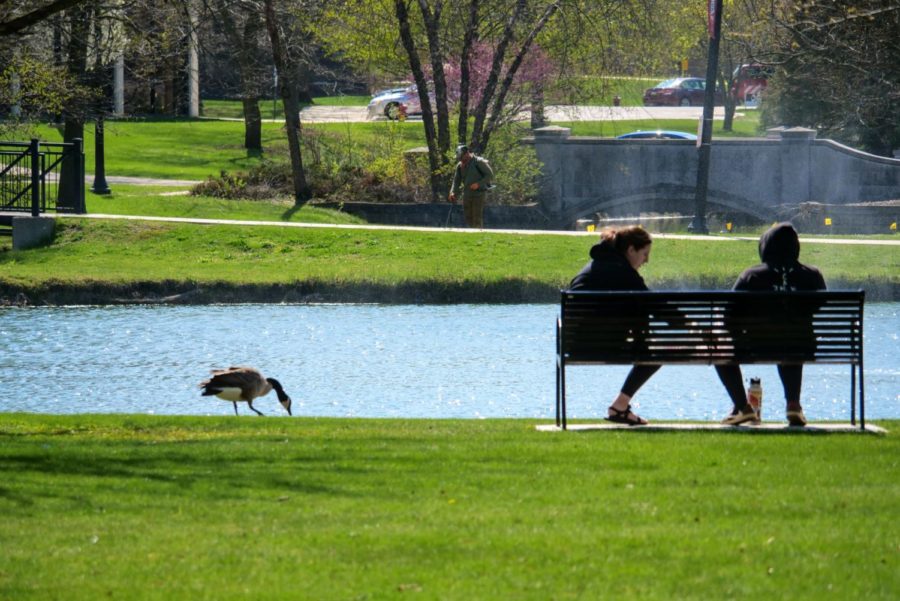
(463, 194, 485, 228)
(621, 365, 661, 397)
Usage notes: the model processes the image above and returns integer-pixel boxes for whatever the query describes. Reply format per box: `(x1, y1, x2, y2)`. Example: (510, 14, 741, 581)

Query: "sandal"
(605, 404, 648, 426)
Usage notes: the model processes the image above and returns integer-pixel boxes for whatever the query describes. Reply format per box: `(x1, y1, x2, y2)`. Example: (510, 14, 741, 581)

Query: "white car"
(366, 85, 424, 120)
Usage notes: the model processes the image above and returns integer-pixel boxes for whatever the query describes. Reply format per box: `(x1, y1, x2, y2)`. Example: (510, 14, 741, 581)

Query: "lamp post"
(90, 115, 110, 194)
(690, 0, 723, 235)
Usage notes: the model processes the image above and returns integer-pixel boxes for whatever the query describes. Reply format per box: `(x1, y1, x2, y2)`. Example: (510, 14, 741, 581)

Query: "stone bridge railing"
(525, 126, 900, 230)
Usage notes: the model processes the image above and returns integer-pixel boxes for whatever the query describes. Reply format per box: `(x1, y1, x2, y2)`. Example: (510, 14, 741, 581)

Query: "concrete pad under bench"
(536, 423, 887, 434)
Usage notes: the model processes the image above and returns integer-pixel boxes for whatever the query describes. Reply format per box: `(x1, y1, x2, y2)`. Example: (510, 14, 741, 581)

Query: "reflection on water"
(0, 303, 897, 421)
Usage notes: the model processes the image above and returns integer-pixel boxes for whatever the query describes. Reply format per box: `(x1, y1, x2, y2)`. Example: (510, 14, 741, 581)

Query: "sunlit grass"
(1, 219, 894, 292)
(561, 111, 763, 138)
(85, 185, 365, 224)
(202, 95, 370, 119)
(1, 414, 897, 600)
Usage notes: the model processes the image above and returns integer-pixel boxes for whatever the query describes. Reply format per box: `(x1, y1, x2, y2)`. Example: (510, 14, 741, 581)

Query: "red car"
(643, 77, 722, 107)
(732, 64, 773, 105)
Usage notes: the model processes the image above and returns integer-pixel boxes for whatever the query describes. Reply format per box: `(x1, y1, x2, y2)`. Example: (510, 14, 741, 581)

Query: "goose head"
(266, 377, 292, 416)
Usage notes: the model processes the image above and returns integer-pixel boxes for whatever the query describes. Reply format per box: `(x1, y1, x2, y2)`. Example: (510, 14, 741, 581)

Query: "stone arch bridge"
(525, 126, 900, 231)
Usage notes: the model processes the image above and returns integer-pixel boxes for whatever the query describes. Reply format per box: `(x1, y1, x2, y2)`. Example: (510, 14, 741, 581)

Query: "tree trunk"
(243, 97, 262, 152)
(417, 0, 450, 162)
(456, 0, 479, 145)
(395, 0, 441, 200)
(480, 1, 558, 151)
(469, 0, 524, 152)
(721, 75, 735, 132)
(722, 97, 735, 131)
(60, 3, 91, 210)
(215, 2, 264, 152)
(530, 80, 546, 129)
(264, 0, 311, 205)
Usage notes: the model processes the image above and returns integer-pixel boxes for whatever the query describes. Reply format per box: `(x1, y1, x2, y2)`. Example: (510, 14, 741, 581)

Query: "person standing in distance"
(448, 144, 493, 228)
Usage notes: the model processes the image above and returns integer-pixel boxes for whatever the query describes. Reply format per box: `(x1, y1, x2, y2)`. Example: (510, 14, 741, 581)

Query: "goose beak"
(281, 396, 293, 416)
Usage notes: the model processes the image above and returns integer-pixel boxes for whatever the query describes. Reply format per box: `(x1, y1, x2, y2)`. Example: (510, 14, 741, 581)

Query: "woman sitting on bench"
(569, 225, 655, 426)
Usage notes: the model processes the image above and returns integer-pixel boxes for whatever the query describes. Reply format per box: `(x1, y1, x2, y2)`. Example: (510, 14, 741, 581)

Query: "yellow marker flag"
(891, 222, 897, 231)
(586, 224, 596, 232)
(824, 217, 832, 226)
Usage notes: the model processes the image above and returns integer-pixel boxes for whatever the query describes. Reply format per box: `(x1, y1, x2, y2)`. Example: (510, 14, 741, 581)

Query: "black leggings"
(715, 364, 804, 406)
(621, 365, 661, 397)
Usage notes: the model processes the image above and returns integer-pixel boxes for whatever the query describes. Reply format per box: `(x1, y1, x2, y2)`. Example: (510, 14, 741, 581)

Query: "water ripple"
(1, 303, 897, 421)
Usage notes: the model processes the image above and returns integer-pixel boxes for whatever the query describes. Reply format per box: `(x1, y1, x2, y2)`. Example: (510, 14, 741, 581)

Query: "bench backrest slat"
(560, 290, 864, 366)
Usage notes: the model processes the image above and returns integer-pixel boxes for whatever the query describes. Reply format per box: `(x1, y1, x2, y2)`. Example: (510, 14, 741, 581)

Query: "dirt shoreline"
(2, 278, 896, 306)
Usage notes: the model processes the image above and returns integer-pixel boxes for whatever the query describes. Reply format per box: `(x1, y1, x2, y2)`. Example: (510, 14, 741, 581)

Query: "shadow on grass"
(0, 428, 483, 507)
(281, 204, 303, 221)
(0, 438, 368, 506)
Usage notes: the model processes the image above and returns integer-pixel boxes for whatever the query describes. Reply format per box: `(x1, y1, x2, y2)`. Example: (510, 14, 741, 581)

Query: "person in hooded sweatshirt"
(716, 222, 826, 427)
(569, 225, 654, 426)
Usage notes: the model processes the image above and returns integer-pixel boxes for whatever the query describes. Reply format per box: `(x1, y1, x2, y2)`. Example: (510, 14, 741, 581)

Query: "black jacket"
(733, 223, 826, 292)
(730, 223, 826, 357)
(569, 239, 648, 291)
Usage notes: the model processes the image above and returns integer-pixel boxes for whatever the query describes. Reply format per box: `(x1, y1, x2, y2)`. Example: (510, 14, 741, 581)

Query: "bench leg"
(850, 365, 856, 426)
(560, 361, 567, 430)
(859, 361, 865, 431)
(556, 359, 561, 428)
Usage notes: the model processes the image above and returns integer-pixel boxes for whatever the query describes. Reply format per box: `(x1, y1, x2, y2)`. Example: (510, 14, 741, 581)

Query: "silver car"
(366, 85, 423, 120)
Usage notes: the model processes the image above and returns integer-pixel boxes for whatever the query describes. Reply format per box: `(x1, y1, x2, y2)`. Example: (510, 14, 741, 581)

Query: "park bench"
(556, 290, 865, 430)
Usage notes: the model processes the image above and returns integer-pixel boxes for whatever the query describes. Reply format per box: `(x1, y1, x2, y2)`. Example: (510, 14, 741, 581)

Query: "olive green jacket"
(450, 156, 493, 199)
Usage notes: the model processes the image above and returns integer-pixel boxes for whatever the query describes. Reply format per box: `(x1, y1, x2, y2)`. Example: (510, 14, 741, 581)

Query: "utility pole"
(690, 0, 723, 234)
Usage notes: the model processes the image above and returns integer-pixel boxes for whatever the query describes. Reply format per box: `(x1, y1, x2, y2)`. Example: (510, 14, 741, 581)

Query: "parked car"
(732, 63, 773, 105)
(366, 85, 424, 120)
(616, 130, 697, 140)
(642, 77, 722, 107)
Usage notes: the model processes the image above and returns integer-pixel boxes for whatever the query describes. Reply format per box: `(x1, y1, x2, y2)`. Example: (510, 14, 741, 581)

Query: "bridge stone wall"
(526, 126, 900, 230)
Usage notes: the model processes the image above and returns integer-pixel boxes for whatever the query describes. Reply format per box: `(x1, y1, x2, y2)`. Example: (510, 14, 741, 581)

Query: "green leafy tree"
(761, 0, 900, 157)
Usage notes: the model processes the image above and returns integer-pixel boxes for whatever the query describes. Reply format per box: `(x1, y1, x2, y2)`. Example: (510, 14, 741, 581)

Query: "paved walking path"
(100, 175, 203, 186)
(60, 212, 900, 246)
(206, 105, 739, 124)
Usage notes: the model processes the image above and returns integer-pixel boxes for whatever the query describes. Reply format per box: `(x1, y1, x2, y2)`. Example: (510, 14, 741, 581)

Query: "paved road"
(297, 104, 737, 123)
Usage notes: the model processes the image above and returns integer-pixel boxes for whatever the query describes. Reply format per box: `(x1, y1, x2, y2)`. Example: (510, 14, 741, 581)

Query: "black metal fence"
(0, 138, 85, 215)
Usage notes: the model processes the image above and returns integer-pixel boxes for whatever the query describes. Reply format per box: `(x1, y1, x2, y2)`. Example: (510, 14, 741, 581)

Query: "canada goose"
(199, 366, 292, 416)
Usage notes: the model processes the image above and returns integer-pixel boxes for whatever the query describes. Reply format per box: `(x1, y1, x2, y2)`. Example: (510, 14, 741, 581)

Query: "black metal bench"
(556, 290, 865, 429)
(0, 214, 12, 237)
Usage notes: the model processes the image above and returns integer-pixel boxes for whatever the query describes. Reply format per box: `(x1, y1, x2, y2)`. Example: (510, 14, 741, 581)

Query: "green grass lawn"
(0, 219, 895, 294)
(1, 414, 896, 600)
(85, 185, 366, 224)
(37, 119, 427, 181)
(33, 107, 761, 184)
(563, 112, 762, 138)
(202, 95, 371, 119)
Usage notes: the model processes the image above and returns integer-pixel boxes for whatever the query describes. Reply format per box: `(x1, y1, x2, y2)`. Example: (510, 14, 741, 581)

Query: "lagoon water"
(1, 303, 897, 421)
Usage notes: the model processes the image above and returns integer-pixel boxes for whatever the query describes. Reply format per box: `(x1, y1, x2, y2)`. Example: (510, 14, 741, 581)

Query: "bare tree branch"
(0, 0, 88, 37)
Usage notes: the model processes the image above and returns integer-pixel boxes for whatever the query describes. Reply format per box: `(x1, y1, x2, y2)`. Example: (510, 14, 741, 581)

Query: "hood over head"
(759, 222, 800, 267)
(589, 236, 618, 260)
